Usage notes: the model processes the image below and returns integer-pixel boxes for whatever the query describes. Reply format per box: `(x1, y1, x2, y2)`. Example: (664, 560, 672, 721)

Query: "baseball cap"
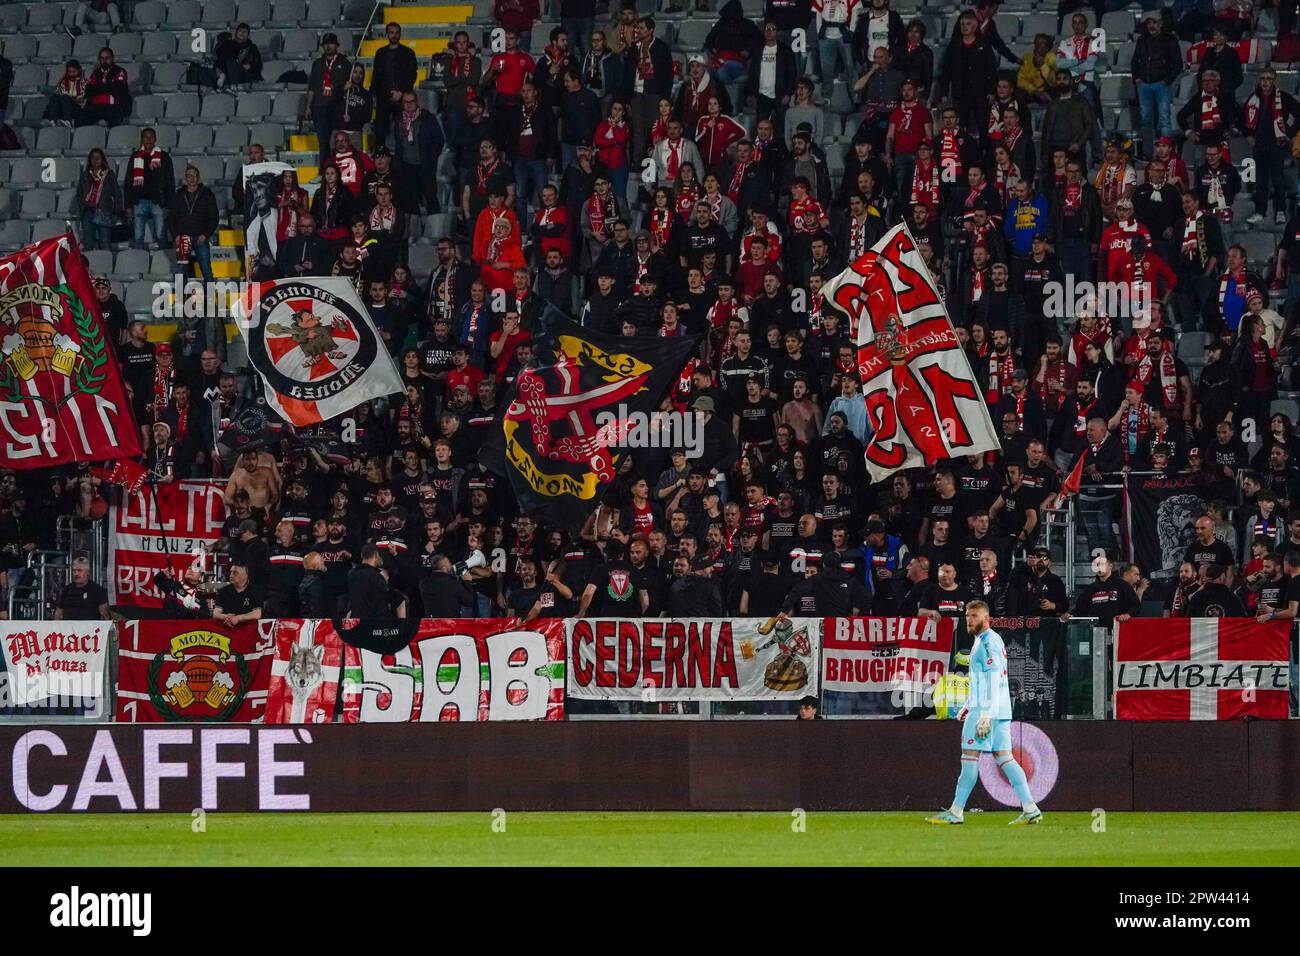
(1156, 135, 1174, 147)
(691, 396, 715, 413)
(321, 33, 339, 45)
(156, 342, 172, 354)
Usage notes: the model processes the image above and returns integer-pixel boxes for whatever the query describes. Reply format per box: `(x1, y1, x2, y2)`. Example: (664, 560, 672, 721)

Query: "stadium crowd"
(4, 0, 1300, 630)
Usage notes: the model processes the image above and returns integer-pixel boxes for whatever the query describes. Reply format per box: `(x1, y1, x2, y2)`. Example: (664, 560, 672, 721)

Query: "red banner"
(115, 620, 275, 723)
(0, 233, 141, 468)
(107, 479, 227, 607)
(820, 616, 954, 714)
(265, 619, 346, 724)
(339, 618, 566, 722)
(821, 223, 999, 481)
(1115, 618, 1291, 720)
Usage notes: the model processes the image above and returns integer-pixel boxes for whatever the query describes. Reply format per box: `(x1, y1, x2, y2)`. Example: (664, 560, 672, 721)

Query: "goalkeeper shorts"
(960, 714, 1012, 753)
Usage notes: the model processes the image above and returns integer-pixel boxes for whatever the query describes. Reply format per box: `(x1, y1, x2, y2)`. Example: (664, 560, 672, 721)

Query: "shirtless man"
(224, 449, 282, 510)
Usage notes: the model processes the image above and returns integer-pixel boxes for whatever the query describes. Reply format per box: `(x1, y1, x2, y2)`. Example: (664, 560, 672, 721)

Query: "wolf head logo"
(287, 643, 325, 698)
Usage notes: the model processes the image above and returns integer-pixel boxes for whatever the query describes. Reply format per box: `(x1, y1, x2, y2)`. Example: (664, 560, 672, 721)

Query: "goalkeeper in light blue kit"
(926, 600, 1043, 825)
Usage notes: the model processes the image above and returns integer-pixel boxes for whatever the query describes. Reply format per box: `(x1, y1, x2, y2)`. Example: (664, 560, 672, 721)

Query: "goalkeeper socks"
(951, 755, 980, 814)
(997, 755, 1036, 811)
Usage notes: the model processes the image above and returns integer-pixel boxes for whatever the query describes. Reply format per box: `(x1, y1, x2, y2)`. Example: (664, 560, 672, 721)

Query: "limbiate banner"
(567, 617, 820, 701)
(1115, 617, 1291, 720)
(820, 616, 954, 713)
(0, 621, 111, 707)
(107, 479, 227, 608)
(337, 618, 566, 722)
(115, 620, 275, 723)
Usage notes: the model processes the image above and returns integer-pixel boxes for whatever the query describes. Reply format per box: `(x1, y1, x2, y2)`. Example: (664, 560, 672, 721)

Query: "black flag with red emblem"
(480, 307, 700, 530)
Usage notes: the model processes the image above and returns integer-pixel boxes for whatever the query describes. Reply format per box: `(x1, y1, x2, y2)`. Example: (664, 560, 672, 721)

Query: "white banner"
(567, 617, 820, 701)
(822, 222, 999, 481)
(0, 621, 111, 706)
(242, 160, 294, 277)
(236, 277, 404, 427)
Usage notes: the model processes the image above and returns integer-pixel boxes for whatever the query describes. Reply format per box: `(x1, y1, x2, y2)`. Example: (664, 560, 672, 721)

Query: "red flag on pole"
(1058, 449, 1087, 506)
(0, 233, 142, 468)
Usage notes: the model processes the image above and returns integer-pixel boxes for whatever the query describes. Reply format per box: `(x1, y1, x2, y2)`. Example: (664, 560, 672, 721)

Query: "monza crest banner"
(566, 617, 820, 701)
(0, 233, 141, 468)
(821, 223, 999, 481)
(236, 277, 404, 426)
(115, 620, 275, 723)
(479, 308, 699, 528)
(107, 478, 227, 608)
(1115, 618, 1291, 720)
(339, 618, 566, 722)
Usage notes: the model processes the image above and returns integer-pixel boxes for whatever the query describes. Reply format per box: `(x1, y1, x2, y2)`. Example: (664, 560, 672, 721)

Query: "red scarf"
(1136, 343, 1179, 407)
(847, 215, 869, 259)
(475, 160, 498, 195)
(398, 108, 419, 143)
(1095, 159, 1130, 209)
(1064, 181, 1082, 211)
(1200, 93, 1222, 130)
(368, 202, 397, 233)
(939, 127, 962, 177)
(1245, 86, 1287, 142)
(910, 161, 940, 213)
(130, 147, 162, 188)
(1119, 400, 1149, 459)
(707, 298, 737, 330)
(85, 168, 107, 206)
(650, 208, 671, 249)
(675, 184, 699, 220)
(1073, 397, 1096, 436)
(986, 350, 1014, 404)
(666, 138, 683, 179)
(587, 191, 616, 236)
(321, 54, 337, 96)
(727, 161, 749, 204)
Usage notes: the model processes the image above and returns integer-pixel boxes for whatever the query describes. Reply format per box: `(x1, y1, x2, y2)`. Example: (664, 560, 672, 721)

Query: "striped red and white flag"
(1115, 618, 1291, 720)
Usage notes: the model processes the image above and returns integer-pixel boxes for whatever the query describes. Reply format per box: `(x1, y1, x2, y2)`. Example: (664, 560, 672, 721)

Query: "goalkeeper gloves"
(976, 715, 991, 738)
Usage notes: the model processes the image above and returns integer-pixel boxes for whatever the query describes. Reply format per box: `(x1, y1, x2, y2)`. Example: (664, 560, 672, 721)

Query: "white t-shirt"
(759, 45, 777, 98)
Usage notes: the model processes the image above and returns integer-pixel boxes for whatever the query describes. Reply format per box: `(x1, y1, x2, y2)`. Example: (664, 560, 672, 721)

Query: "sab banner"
(1124, 472, 1208, 580)
(0, 621, 111, 707)
(567, 617, 820, 701)
(0, 233, 142, 468)
(107, 478, 227, 608)
(236, 277, 404, 427)
(1115, 617, 1291, 720)
(820, 616, 953, 714)
(265, 619, 346, 724)
(115, 620, 275, 722)
(339, 618, 565, 722)
(821, 222, 998, 482)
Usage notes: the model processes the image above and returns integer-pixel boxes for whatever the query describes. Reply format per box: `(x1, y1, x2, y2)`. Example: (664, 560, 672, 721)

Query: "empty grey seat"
(165, 93, 202, 121)
(33, 126, 73, 156)
(236, 92, 272, 119)
(115, 249, 149, 278)
(281, 32, 318, 57)
(1020, 12, 1057, 39)
(0, 5, 27, 32)
(132, 94, 165, 121)
(269, 0, 307, 26)
(1100, 74, 1134, 105)
(408, 244, 435, 276)
(178, 126, 213, 151)
(0, 220, 32, 249)
(675, 20, 710, 50)
(425, 213, 457, 242)
(237, 0, 273, 24)
(198, 95, 238, 124)
(125, 281, 157, 314)
(7, 158, 43, 187)
(202, 0, 239, 24)
(150, 62, 187, 90)
(72, 33, 111, 61)
(31, 220, 67, 243)
(272, 90, 304, 120)
(148, 251, 176, 276)
(19, 190, 57, 221)
(191, 156, 225, 185)
(85, 249, 114, 275)
(165, 1, 203, 26)
(993, 12, 1020, 39)
(303, 0, 338, 24)
(133, 0, 167, 27)
(11, 65, 47, 94)
(213, 124, 250, 152)
(72, 126, 109, 153)
(55, 188, 77, 214)
(140, 31, 175, 62)
(0, 187, 13, 216)
(26, 5, 67, 30)
(111, 35, 143, 58)
(106, 125, 140, 154)
(36, 34, 72, 63)
(3, 36, 38, 62)
(249, 122, 285, 148)
(1099, 10, 1136, 38)
(39, 158, 79, 188)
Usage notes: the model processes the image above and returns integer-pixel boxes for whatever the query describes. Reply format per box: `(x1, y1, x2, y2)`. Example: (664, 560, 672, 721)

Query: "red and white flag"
(821, 222, 999, 481)
(236, 277, 403, 427)
(1057, 449, 1087, 506)
(1115, 618, 1291, 720)
(0, 233, 142, 468)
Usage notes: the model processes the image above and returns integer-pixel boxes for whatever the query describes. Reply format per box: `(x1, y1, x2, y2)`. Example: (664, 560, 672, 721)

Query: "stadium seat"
(1020, 13, 1057, 39)
(26, 4, 68, 30)
(249, 123, 287, 149)
(272, 91, 305, 122)
(132, 94, 166, 122)
(198, 95, 239, 125)
(114, 249, 150, 279)
(18, 189, 57, 222)
(203, 0, 240, 25)
(165, 1, 204, 27)
(3, 36, 37, 62)
(269, 0, 307, 27)
(140, 32, 176, 62)
(31, 220, 67, 243)
(178, 126, 214, 152)
(132, 1, 168, 28)
(71, 126, 109, 155)
(165, 93, 203, 122)
(0, 5, 26, 32)
(7, 158, 43, 187)
(237, 0, 274, 25)
(106, 125, 140, 155)
(124, 281, 158, 315)
(149, 250, 177, 277)
(304, 0, 339, 25)
(35, 34, 73, 64)
(85, 249, 114, 276)
(213, 124, 251, 153)
(236, 92, 273, 119)
(11, 65, 47, 94)
(0, 220, 32, 250)
(408, 244, 435, 276)
(32, 125, 73, 157)
(149, 63, 189, 91)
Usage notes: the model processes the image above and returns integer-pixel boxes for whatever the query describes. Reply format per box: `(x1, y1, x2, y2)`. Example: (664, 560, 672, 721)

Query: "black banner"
(479, 308, 699, 529)
(1124, 473, 1208, 580)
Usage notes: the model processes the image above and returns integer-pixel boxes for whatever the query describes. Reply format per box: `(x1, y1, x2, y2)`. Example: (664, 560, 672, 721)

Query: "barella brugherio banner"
(1124, 472, 1208, 580)
(819, 616, 954, 714)
(337, 618, 566, 722)
(566, 617, 820, 701)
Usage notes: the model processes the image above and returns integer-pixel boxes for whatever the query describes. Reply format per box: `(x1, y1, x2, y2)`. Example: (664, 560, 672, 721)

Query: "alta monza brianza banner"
(567, 617, 820, 701)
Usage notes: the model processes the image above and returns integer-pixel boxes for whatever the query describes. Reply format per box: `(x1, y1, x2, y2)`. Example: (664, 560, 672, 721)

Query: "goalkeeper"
(926, 600, 1043, 826)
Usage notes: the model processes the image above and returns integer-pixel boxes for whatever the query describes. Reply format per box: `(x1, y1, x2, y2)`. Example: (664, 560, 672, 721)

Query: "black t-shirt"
(1256, 575, 1287, 612)
(925, 493, 968, 538)
(917, 582, 969, 619)
(1183, 539, 1235, 570)
(956, 465, 1000, 513)
(735, 397, 780, 444)
(586, 559, 643, 617)
(57, 580, 108, 618)
(214, 583, 259, 618)
(1185, 583, 1246, 618)
(996, 484, 1041, 536)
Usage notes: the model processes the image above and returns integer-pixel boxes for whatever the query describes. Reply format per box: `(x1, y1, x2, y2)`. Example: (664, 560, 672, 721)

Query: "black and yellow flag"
(480, 308, 700, 530)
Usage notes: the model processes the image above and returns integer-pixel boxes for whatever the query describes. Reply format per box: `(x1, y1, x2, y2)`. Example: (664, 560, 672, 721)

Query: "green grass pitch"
(2, 811, 1297, 866)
